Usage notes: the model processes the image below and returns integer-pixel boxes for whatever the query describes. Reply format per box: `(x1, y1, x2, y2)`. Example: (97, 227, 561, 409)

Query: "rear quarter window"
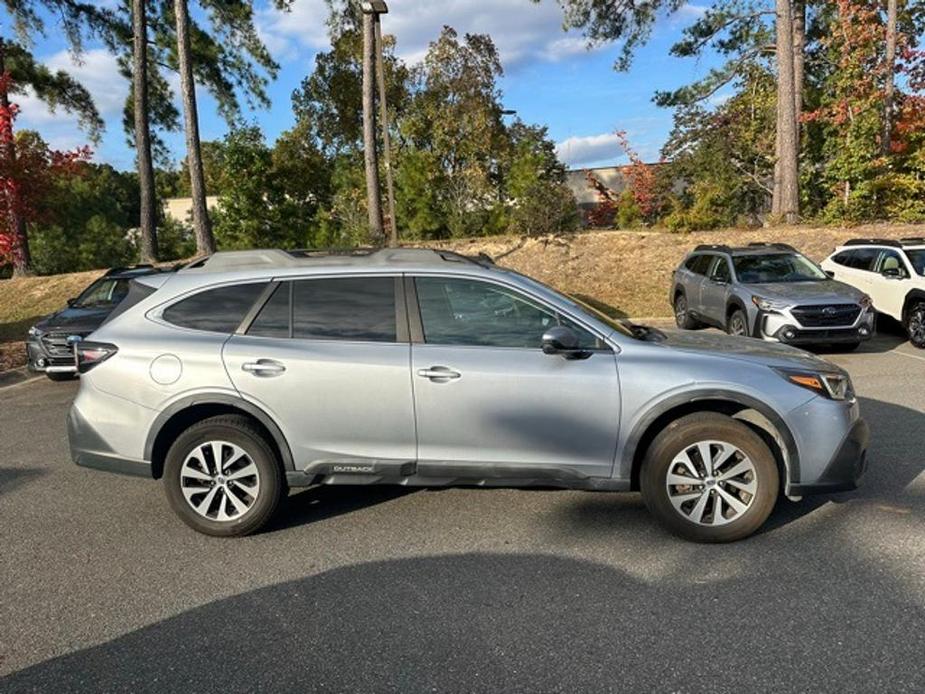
(162, 283, 268, 333)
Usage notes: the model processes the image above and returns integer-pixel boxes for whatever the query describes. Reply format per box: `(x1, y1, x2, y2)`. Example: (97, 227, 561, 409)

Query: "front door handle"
(242, 359, 286, 377)
(417, 366, 461, 382)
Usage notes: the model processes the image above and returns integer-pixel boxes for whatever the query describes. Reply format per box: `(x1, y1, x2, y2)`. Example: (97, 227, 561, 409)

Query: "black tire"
(673, 293, 700, 330)
(726, 309, 749, 337)
(164, 415, 284, 537)
(905, 301, 925, 349)
(46, 371, 76, 382)
(640, 413, 779, 543)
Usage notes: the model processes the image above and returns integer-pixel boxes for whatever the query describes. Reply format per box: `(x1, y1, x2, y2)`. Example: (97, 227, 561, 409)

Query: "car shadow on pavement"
(265, 484, 416, 533)
(3, 551, 923, 692)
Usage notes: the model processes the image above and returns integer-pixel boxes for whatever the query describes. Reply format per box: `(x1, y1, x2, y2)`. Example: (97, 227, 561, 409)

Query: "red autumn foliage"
(615, 130, 666, 221)
(0, 71, 91, 268)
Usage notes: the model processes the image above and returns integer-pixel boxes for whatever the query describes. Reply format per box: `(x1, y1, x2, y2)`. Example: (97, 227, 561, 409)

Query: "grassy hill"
(2, 222, 922, 372)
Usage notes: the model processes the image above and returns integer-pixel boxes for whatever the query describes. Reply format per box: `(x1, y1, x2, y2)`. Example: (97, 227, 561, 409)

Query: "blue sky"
(5, 1, 723, 172)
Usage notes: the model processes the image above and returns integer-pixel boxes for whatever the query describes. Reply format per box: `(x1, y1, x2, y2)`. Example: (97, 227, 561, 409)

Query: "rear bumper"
(67, 403, 152, 478)
(789, 417, 869, 495)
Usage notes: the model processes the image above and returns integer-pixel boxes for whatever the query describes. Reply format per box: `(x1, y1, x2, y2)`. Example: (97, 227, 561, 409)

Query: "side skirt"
(285, 460, 631, 492)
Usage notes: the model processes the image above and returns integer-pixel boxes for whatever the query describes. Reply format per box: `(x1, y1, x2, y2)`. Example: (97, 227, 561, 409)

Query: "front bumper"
(755, 307, 875, 345)
(789, 417, 869, 495)
(26, 338, 78, 373)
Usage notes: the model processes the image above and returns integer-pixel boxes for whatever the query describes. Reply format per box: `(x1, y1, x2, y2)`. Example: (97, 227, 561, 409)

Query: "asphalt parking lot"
(1, 326, 924, 693)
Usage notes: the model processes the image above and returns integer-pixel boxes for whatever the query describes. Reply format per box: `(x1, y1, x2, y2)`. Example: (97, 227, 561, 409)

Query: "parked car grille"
(40, 332, 85, 358)
(791, 304, 861, 327)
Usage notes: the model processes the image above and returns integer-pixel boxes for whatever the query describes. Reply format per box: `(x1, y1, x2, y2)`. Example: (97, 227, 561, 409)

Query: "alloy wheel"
(908, 305, 925, 348)
(664, 440, 757, 527)
(180, 440, 261, 522)
(728, 314, 747, 336)
(675, 296, 688, 326)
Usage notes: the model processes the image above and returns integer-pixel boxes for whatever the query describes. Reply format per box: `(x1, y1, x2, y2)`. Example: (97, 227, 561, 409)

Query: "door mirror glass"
(542, 326, 590, 359)
(67, 297, 77, 307)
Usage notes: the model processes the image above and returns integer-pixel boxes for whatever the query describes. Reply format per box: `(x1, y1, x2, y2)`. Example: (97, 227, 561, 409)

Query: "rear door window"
(840, 248, 880, 271)
(685, 255, 712, 275)
(291, 277, 397, 342)
(163, 283, 268, 333)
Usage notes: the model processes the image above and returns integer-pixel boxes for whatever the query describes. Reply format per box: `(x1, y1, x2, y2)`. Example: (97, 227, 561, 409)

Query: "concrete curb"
(0, 366, 39, 390)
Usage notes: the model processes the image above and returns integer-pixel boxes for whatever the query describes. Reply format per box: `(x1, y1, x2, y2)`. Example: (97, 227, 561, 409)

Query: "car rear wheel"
(164, 415, 283, 537)
(640, 413, 779, 542)
(726, 309, 749, 337)
(906, 302, 925, 349)
(674, 293, 700, 330)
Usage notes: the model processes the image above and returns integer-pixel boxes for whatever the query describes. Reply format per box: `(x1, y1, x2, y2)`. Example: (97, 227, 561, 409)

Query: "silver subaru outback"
(68, 248, 869, 542)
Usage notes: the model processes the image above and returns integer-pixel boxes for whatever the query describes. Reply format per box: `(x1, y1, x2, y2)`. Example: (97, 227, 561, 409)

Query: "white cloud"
(11, 48, 126, 161)
(259, 0, 601, 70)
(675, 3, 709, 21)
(555, 132, 622, 168)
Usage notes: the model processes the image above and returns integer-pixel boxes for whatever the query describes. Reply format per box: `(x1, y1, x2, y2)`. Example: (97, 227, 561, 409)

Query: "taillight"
(75, 341, 118, 373)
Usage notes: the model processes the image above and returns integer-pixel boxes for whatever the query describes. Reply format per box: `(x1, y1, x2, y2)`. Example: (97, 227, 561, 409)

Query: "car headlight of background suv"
(859, 294, 873, 310)
(751, 295, 792, 312)
(774, 367, 854, 401)
(27, 326, 42, 339)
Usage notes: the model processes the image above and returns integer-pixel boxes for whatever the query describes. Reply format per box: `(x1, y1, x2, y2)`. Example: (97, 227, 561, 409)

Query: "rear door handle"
(417, 366, 461, 382)
(242, 359, 286, 377)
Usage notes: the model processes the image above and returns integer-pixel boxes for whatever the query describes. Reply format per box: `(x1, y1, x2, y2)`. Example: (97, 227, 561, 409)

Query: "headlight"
(774, 367, 853, 401)
(27, 326, 42, 339)
(751, 295, 791, 312)
(859, 294, 873, 310)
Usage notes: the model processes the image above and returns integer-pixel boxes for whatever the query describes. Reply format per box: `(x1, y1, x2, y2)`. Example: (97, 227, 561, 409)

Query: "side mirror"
(882, 267, 906, 280)
(542, 326, 590, 360)
(66, 297, 77, 307)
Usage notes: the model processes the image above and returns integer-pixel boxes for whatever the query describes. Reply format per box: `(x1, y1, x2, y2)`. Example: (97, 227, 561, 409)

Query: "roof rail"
(693, 244, 731, 253)
(435, 250, 496, 267)
(105, 263, 155, 275)
(286, 247, 378, 258)
(900, 237, 925, 246)
(843, 238, 902, 248)
(746, 242, 797, 252)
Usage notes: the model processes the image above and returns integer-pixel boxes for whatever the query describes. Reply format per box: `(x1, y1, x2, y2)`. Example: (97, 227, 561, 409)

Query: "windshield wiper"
(623, 321, 667, 342)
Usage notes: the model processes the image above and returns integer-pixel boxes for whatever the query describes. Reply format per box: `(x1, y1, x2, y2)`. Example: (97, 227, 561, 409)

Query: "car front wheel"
(640, 413, 779, 542)
(164, 415, 283, 537)
(906, 302, 925, 349)
(726, 309, 749, 337)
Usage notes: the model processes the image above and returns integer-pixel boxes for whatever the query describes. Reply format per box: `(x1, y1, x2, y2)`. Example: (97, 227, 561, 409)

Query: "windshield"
(503, 270, 639, 339)
(733, 253, 828, 283)
(73, 278, 130, 308)
(906, 249, 925, 276)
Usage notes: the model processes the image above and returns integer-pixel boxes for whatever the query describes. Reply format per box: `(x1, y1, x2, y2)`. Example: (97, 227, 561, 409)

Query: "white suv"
(821, 238, 925, 348)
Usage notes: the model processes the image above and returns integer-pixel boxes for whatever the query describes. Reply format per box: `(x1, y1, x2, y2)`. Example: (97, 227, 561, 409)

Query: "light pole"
(361, 1, 397, 247)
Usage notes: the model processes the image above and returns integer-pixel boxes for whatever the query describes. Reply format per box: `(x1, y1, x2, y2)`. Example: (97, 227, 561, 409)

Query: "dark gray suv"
(671, 243, 875, 348)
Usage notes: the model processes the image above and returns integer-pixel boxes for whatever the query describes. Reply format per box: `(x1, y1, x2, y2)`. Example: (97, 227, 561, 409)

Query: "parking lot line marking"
(0, 375, 42, 390)
(890, 349, 925, 363)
